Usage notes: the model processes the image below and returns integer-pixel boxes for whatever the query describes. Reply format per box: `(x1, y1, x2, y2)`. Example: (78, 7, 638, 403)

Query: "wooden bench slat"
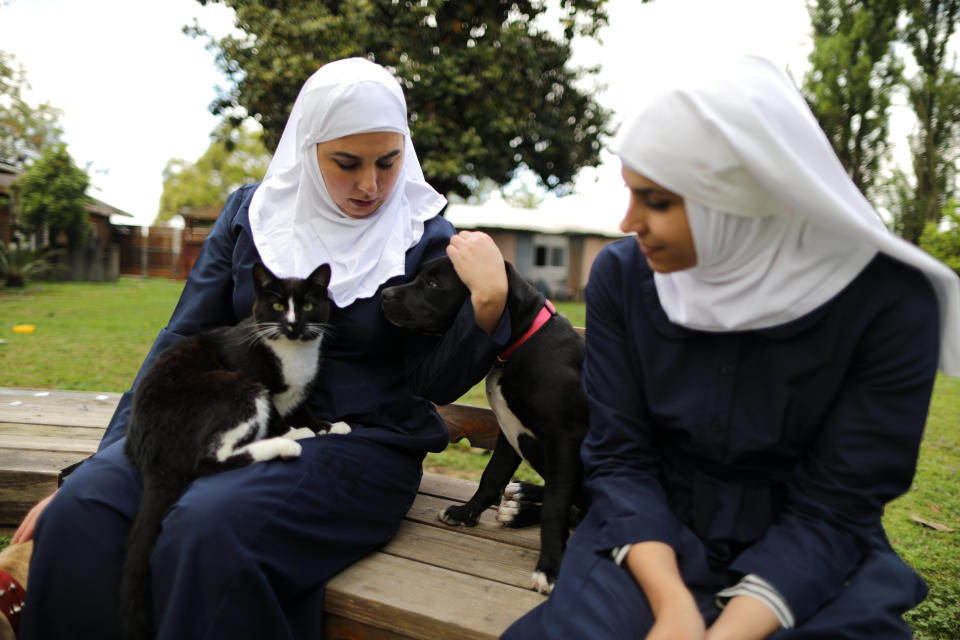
(384, 519, 541, 590)
(324, 613, 412, 640)
(0, 406, 116, 429)
(435, 403, 500, 450)
(0, 422, 106, 439)
(0, 448, 88, 475)
(0, 387, 123, 405)
(403, 492, 541, 550)
(0, 450, 90, 526)
(417, 470, 493, 503)
(325, 551, 545, 640)
(0, 433, 100, 454)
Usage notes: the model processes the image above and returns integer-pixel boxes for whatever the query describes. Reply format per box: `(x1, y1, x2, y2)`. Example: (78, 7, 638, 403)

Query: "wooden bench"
(0, 386, 547, 639)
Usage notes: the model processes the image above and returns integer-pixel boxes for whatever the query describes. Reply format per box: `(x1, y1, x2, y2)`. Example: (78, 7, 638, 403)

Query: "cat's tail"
(119, 479, 182, 640)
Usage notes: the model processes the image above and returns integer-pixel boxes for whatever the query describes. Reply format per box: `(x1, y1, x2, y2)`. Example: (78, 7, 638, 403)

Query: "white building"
(444, 192, 626, 300)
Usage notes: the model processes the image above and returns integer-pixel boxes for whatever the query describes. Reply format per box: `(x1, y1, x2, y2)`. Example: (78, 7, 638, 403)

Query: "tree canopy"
(0, 50, 65, 170)
(17, 143, 90, 245)
(189, 0, 623, 198)
(157, 120, 271, 223)
(803, 0, 903, 200)
(896, 0, 960, 243)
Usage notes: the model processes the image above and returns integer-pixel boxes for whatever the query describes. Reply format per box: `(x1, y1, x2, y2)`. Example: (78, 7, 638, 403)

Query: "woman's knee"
(505, 538, 654, 639)
(37, 445, 140, 543)
(779, 550, 924, 639)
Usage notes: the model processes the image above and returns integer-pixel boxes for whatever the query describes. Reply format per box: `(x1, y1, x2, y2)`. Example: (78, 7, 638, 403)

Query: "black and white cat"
(119, 261, 346, 639)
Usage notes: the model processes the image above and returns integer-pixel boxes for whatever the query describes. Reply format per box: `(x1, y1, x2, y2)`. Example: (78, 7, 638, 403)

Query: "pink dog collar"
(496, 300, 556, 365)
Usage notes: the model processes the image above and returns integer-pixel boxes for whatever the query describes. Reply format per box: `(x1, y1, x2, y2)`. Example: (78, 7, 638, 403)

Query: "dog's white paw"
(282, 427, 317, 440)
(531, 570, 554, 594)
(496, 499, 520, 524)
(437, 509, 459, 525)
(328, 421, 352, 435)
(504, 482, 524, 500)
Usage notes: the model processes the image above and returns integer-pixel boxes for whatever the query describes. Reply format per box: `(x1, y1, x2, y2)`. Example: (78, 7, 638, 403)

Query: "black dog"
(381, 256, 588, 593)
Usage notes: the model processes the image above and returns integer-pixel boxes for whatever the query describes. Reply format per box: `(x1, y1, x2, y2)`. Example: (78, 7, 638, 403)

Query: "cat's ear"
(307, 263, 332, 289)
(252, 262, 278, 292)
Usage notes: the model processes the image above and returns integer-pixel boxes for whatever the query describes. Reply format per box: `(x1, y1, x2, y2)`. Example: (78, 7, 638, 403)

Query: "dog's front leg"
(439, 432, 521, 527)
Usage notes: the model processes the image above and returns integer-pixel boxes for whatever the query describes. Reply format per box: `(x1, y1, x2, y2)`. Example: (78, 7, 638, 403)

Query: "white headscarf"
(612, 54, 960, 375)
(249, 57, 447, 306)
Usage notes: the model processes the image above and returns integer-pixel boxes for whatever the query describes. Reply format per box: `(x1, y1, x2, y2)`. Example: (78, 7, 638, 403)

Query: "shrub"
(0, 244, 62, 287)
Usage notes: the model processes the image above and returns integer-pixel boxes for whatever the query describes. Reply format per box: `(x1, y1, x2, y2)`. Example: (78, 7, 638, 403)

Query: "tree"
(896, 0, 960, 243)
(188, 0, 622, 198)
(0, 50, 65, 169)
(157, 119, 271, 223)
(803, 0, 904, 200)
(17, 144, 90, 246)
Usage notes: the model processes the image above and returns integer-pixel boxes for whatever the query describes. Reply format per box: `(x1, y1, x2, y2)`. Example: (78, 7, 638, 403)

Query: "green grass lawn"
(0, 278, 186, 390)
(887, 373, 960, 638)
(0, 280, 956, 637)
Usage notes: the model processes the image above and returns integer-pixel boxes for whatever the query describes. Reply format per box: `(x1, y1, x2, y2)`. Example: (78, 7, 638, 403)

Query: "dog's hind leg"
(497, 479, 549, 527)
(439, 433, 521, 527)
(530, 435, 584, 594)
(496, 496, 542, 528)
(504, 480, 544, 503)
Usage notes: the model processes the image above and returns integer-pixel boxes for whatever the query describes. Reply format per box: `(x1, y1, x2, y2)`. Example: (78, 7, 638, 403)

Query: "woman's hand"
(446, 230, 508, 335)
(705, 595, 781, 640)
(625, 542, 707, 640)
(11, 490, 57, 544)
(645, 598, 707, 640)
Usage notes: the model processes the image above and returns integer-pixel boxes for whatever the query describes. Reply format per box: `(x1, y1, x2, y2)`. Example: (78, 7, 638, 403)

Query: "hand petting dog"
(446, 230, 508, 335)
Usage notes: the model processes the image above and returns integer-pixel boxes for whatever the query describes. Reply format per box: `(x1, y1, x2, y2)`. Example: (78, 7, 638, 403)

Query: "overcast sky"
(0, 0, 816, 228)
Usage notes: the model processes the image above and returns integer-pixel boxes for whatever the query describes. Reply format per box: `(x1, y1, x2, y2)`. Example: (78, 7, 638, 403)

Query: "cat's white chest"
(266, 337, 321, 416)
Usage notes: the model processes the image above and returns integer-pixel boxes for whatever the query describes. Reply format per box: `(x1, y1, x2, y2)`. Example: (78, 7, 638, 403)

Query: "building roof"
(0, 164, 133, 219)
(86, 198, 134, 219)
(180, 204, 223, 222)
(444, 192, 626, 238)
(0, 163, 18, 191)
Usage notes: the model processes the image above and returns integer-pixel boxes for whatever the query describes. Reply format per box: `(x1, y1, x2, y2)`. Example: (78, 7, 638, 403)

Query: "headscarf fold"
(612, 55, 960, 375)
(249, 57, 447, 306)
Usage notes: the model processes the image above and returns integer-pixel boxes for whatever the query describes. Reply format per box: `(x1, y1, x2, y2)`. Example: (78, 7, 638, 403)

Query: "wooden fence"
(118, 226, 181, 279)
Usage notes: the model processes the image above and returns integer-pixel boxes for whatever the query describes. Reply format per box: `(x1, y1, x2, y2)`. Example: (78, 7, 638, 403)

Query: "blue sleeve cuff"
(716, 574, 794, 629)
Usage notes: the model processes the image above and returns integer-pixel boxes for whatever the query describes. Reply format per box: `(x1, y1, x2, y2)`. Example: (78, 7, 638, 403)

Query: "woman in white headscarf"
(18, 58, 511, 639)
(504, 55, 960, 639)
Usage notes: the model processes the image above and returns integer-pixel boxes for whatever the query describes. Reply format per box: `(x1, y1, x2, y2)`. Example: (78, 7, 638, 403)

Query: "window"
(535, 245, 548, 267)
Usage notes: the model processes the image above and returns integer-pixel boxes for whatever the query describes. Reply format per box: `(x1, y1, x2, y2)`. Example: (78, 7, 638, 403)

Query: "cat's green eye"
(272, 302, 284, 311)
(303, 303, 314, 311)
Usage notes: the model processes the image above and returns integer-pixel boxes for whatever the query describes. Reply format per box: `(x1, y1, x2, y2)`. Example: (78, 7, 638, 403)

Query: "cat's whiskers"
(302, 323, 331, 340)
(255, 322, 284, 341)
(237, 324, 280, 352)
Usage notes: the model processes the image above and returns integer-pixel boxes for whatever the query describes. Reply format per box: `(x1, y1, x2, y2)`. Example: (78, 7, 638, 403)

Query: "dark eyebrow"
(633, 187, 674, 197)
(330, 149, 402, 162)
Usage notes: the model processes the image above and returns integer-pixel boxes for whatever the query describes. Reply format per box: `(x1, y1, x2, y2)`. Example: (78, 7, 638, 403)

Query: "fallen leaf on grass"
(909, 513, 955, 533)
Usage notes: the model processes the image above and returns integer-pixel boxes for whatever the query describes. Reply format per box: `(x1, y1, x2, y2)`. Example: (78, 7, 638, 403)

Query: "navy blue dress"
(21, 184, 511, 640)
(504, 237, 938, 639)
